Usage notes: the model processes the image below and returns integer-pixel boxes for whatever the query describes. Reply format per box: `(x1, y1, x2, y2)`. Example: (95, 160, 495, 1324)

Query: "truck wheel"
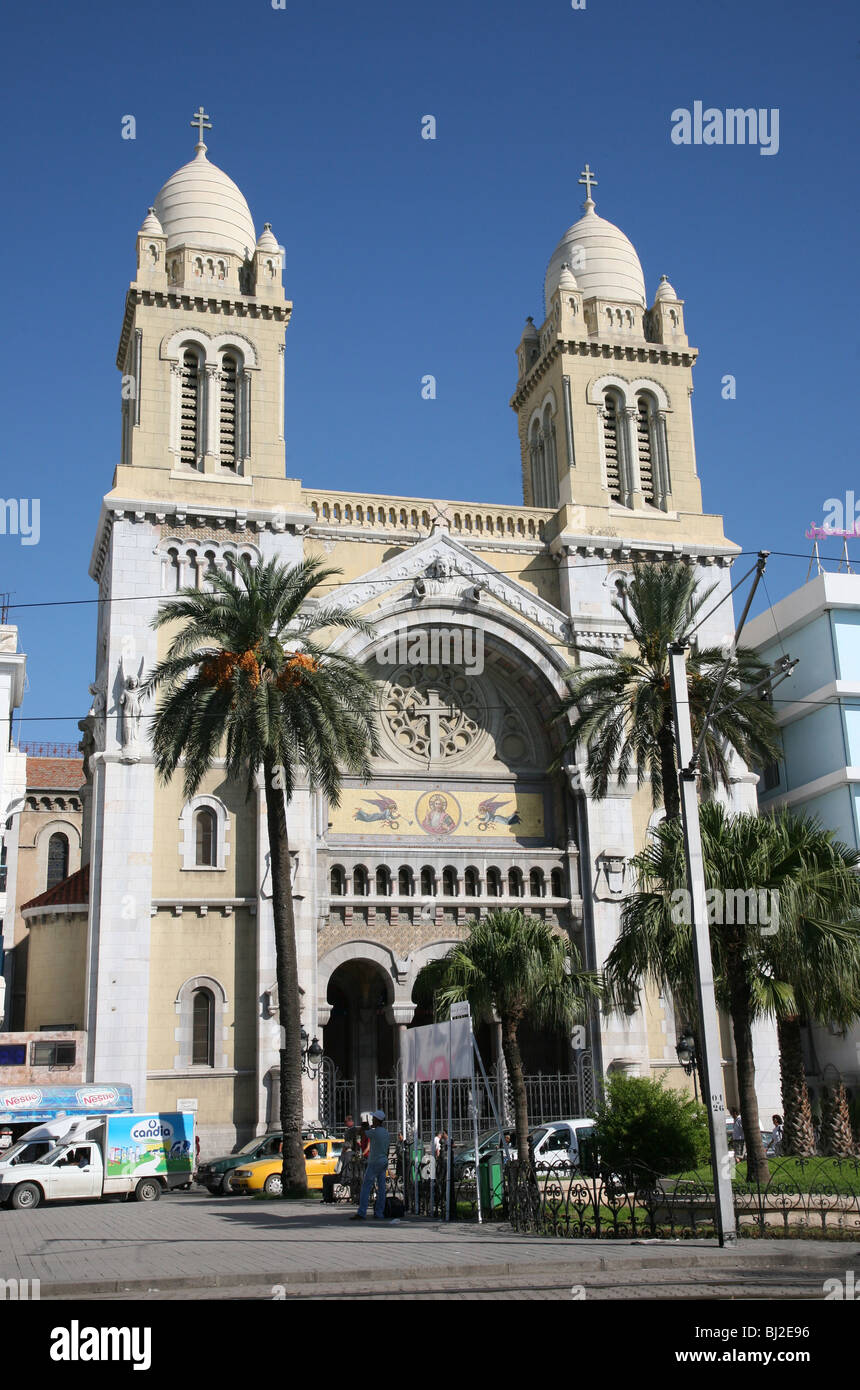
(134, 1178, 161, 1203)
(263, 1173, 283, 1196)
(11, 1183, 41, 1210)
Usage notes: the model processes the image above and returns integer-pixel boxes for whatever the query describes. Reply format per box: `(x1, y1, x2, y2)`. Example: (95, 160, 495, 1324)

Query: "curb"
(37, 1244, 860, 1299)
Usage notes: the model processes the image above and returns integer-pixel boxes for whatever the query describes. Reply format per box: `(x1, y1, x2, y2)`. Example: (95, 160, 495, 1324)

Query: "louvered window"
(637, 397, 655, 503)
(603, 393, 622, 502)
(219, 353, 238, 468)
(180, 349, 202, 467)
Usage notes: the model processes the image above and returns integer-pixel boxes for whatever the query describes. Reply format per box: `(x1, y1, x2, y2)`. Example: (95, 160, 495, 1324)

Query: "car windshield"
(237, 1138, 270, 1155)
(529, 1127, 549, 1146)
(35, 1145, 68, 1165)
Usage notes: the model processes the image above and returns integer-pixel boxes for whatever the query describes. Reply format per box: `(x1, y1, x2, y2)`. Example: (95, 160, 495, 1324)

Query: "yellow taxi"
(232, 1137, 343, 1195)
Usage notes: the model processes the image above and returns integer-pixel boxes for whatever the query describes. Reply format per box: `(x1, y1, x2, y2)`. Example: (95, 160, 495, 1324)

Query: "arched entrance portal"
(324, 960, 396, 1116)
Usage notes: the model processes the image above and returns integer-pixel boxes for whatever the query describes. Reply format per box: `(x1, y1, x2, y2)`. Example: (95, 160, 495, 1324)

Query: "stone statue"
(120, 675, 142, 758)
(88, 682, 106, 747)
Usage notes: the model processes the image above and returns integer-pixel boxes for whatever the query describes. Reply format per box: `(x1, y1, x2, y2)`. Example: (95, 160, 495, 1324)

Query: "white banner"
(401, 1020, 473, 1082)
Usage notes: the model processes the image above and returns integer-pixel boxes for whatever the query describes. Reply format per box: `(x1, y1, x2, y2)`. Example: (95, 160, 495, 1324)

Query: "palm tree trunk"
(777, 1015, 816, 1157)
(726, 953, 770, 1185)
(658, 718, 680, 821)
(501, 1016, 532, 1182)
(263, 755, 308, 1197)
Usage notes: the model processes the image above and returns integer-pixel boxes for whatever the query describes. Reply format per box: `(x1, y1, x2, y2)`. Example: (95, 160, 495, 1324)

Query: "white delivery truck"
(0, 1111, 194, 1210)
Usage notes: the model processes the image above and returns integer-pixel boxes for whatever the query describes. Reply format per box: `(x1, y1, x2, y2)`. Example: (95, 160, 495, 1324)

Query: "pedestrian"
(351, 1110, 390, 1220)
(770, 1114, 784, 1156)
(729, 1106, 745, 1158)
(194, 1134, 201, 1167)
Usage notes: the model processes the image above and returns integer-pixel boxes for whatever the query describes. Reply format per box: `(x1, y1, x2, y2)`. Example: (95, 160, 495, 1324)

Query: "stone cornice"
(510, 336, 698, 410)
(550, 532, 738, 564)
(116, 287, 292, 369)
(88, 496, 316, 583)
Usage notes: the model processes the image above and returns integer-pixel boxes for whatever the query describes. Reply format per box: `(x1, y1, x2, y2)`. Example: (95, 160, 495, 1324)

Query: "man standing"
(351, 1110, 390, 1221)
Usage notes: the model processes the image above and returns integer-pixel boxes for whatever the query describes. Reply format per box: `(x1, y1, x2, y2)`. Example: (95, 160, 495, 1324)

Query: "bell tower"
(115, 108, 294, 503)
(510, 166, 728, 553)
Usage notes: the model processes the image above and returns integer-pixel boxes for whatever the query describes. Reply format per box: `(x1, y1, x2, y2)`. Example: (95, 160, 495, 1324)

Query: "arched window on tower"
(398, 867, 413, 897)
(442, 866, 457, 896)
(375, 865, 391, 897)
(353, 865, 369, 896)
(219, 353, 238, 469)
(464, 867, 479, 897)
(602, 389, 629, 506)
(330, 865, 346, 896)
(191, 988, 214, 1066)
(420, 866, 435, 897)
(46, 832, 69, 890)
(486, 866, 502, 897)
(180, 348, 203, 469)
(540, 403, 559, 508)
(635, 392, 668, 510)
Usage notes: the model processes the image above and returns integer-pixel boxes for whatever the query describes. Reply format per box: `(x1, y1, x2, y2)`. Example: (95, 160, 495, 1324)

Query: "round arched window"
(46, 832, 69, 889)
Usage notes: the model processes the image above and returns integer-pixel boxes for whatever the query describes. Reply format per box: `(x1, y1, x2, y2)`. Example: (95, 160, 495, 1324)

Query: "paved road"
(1, 1189, 856, 1301)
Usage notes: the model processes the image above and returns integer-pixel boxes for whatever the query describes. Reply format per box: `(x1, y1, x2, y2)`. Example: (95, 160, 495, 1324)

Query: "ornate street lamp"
(300, 1027, 324, 1080)
(676, 1027, 699, 1102)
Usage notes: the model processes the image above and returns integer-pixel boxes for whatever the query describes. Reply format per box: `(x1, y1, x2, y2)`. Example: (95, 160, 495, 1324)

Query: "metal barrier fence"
(504, 1156, 860, 1240)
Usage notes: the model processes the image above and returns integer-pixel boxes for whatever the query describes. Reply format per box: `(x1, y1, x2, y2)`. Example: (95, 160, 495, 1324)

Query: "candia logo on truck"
(130, 1118, 175, 1141)
(75, 1088, 118, 1109)
(0, 1089, 43, 1111)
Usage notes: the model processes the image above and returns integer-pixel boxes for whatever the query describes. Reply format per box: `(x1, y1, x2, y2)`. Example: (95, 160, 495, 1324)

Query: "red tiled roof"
(27, 756, 84, 791)
(22, 862, 90, 912)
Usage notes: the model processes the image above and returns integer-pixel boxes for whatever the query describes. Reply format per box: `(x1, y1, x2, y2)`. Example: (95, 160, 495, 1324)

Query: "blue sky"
(1, 0, 856, 742)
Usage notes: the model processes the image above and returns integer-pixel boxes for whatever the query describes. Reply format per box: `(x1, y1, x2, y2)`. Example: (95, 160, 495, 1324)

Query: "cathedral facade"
(25, 126, 781, 1149)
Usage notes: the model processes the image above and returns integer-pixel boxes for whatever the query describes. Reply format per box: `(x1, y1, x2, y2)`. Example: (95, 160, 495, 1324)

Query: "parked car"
(231, 1137, 344, 1196)
(196, 1124, 329, 1195)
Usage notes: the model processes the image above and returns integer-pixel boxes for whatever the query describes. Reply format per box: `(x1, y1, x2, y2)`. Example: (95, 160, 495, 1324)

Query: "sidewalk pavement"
(1, 1190, 857, 1298)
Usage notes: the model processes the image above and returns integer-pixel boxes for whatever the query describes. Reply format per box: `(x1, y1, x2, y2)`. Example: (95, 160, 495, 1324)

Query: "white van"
(529, 1119, 596, 1168)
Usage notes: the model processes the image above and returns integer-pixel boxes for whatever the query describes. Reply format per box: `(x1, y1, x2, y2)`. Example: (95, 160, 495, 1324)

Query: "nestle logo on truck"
(0, 1090, 42, 1110)
(130, 1119, 174, 1141)
(75, 1089, 118, 1108)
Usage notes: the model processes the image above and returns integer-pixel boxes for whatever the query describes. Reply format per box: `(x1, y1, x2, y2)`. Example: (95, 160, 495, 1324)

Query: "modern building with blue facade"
(746, 571, 860, 1102)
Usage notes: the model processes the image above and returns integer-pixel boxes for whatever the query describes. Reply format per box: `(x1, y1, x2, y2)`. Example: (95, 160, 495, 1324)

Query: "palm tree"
(607, 805, 860, 1182)
(762, 823, 860, 1155)
(551, 561, 780, 819)
(144, 555, 379, 1196)
(415, 909, 602, 1171)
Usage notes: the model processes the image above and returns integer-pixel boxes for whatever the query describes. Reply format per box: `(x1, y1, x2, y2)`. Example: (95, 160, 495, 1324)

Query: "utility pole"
(668, 640, 736, 1245)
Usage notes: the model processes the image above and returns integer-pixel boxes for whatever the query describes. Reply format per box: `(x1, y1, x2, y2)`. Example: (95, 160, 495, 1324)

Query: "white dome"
(654, 274, 678, 302)
(153, 145, 256, 261)
(545, 202, 646, 314)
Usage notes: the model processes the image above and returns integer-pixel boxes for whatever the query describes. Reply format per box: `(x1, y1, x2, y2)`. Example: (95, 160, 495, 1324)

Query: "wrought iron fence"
(504, 1155, 860, 1240)
(318, 1058, 356, 1135)
(376, 1056, 597, 1141)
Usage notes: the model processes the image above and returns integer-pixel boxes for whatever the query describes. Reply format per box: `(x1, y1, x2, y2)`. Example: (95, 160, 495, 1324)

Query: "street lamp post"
(300, 1027, 324, 1080)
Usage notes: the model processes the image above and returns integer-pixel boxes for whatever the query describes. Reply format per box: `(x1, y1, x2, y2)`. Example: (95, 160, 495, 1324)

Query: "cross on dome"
(190, 105, 212, 151)
(578, 162, 598, 209)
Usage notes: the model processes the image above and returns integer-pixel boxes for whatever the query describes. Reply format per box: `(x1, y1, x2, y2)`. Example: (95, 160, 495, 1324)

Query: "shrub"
(591, 1073, 710, 1178)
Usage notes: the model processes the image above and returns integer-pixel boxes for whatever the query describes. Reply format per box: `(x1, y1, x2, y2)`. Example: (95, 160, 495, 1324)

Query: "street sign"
(451, 1002, 471, 1020)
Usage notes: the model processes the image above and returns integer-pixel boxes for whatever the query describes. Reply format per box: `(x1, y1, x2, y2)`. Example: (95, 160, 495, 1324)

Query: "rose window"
(383, 666, 485, 762)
